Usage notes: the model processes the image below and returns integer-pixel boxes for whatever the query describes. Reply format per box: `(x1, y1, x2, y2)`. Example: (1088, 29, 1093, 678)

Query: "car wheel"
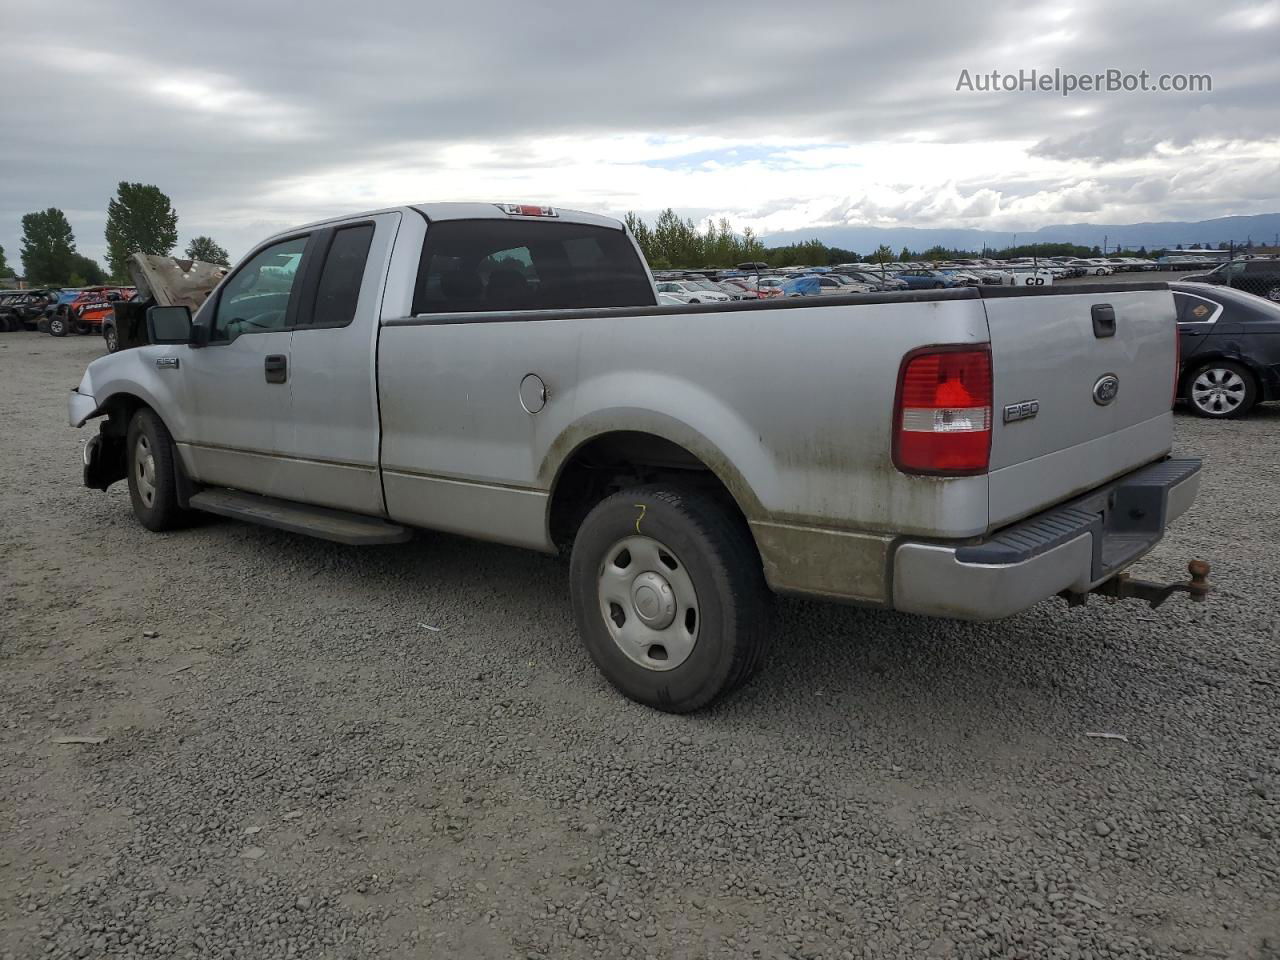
(126, 408, 193, 531)
(0, 313, 15, 332)
(1187, 360, 1257, 419)
(73, 320, 91, 336)
(103, 323, 120, 353)
(569, 485, 773, 713)
(1265, 285, 1280, 303)
(932, 282, 945, 289)
(689, 299, 701, 304)
(48, 316, 68, 336)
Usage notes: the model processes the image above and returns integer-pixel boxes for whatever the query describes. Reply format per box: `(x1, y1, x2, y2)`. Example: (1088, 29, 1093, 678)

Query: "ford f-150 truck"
(69, 202, 1210, 712)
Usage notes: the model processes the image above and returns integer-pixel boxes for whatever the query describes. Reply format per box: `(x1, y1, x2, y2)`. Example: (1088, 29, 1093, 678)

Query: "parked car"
(896, 269, 966, 290)
(1068, 260, 1113, 276)
(0, 288, 56, 331)
(1181, 258, 1280, 303)
(47, 287, 137, 337)
(841, 269, 908, 292)
(654, 280, 729, 304)
(1172, 281, 1280, 418)
(69, 201, 1207, 714)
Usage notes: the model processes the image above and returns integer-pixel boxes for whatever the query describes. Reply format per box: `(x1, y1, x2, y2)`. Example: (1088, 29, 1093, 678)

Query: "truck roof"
(278, 202, 625, 238)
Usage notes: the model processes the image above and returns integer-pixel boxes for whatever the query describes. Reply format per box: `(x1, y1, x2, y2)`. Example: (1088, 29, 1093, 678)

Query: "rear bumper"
(891, 458, 1202, 620)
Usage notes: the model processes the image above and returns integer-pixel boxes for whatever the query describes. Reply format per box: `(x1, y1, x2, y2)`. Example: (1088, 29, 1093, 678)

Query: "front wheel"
(103, 323, 120, 353)
(1187, 360, 1257, 419)
(126, 409, 193, 531)
(1265, 285, 1280, 303)
(48, 315, 68, 337)
(569, 485, 772, 713)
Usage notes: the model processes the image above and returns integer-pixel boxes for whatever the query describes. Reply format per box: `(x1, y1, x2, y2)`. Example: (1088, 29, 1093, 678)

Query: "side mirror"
(147, 305, 192, 344)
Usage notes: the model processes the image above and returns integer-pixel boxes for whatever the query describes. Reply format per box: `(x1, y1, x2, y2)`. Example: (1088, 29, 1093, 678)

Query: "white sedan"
(654, 280, 731, 303)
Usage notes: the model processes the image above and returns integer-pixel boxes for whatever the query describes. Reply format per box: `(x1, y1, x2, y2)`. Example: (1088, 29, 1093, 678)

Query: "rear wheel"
(103, 323, 120, 353)
(569, 485, 772, 713)
(126, 409, 193, 531)
(1265, 285, 1280, 303)
(1188, 360, 1257, 419)
(0, 313, 16, 332)
(73, 320, 91, 336)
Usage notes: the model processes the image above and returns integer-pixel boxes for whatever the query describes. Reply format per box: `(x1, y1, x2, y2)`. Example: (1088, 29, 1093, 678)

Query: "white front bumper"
(69, 388, 98, 427)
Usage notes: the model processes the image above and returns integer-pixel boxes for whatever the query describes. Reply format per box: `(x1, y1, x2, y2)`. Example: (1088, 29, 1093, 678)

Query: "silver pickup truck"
(69, 203, 1209, 712)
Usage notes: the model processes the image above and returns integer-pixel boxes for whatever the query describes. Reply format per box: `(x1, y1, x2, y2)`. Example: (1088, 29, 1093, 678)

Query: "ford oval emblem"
(1093, 373, 1120, 406)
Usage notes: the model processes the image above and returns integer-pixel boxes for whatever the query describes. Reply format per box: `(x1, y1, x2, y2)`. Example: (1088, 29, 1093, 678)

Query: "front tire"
(1265, 285, 1280, 303)
(1187, 360, 1257, 419)
(569, 485, 772, 713)
(48, 315, 68, 337)
(126, 409, 192, 531)
(103, 323, 120, 353)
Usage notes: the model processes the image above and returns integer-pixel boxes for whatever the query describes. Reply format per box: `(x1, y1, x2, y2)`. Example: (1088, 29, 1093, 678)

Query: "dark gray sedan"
(1173, 281, 1280, 418)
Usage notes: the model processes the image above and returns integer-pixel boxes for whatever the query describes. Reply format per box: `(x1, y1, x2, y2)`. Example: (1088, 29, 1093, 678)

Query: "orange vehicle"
(47, 286, 137, 337)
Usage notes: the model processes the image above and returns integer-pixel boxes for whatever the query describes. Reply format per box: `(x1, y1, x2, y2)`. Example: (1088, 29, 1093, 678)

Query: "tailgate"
(981, 284, 1176, 530)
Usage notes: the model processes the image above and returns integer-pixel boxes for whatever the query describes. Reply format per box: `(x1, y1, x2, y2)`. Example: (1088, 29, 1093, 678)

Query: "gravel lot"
(2, 330, 1277, 960)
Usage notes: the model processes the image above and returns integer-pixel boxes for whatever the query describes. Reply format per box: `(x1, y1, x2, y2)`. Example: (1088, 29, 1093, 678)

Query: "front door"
(179, 234, 312, 497)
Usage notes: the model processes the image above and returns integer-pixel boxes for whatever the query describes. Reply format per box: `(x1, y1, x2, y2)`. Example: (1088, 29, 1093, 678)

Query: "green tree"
(20, 208, 78, 284)
(68, 254, 108, 286)
(105, 182, 178, 279)
(0, 243, 10, 280)
(184, 235, 230, 266)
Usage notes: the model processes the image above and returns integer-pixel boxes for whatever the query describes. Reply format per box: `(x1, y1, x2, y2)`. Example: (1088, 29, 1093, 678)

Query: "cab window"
(212, 236, 309, 340)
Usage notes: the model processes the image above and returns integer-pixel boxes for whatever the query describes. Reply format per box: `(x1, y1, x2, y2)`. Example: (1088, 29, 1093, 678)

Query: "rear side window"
(311, 223, 375, 327)
(412, 219, 654, 314)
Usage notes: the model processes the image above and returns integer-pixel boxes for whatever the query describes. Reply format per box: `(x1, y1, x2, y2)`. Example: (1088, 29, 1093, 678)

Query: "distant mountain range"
(759, 212, 1280, 253)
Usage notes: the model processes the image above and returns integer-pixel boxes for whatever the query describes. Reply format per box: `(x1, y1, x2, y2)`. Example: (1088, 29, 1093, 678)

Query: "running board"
(188, 489, 412, 546)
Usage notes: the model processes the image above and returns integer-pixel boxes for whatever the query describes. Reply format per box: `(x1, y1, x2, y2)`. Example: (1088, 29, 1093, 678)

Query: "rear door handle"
(264, 354, 287, 384)
(1091, 303, 1116, 338)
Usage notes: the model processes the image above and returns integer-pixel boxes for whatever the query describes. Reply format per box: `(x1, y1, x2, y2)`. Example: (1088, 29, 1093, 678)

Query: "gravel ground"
(1, 330, 1277, 960)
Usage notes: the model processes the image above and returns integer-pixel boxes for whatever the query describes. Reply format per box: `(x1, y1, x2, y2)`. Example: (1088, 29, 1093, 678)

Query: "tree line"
(2, 182, 231, 288)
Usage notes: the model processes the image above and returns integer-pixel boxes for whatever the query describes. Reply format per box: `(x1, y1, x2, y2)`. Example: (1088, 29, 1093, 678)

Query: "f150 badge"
(1003, 400, 1039, 423)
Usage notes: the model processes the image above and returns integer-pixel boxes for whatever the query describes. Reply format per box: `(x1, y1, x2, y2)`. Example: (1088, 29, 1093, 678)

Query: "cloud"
(1, 0, 1277, 266)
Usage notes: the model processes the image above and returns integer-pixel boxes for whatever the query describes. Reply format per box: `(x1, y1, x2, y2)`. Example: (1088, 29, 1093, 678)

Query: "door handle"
(264, 354, 287, 384)
(1091, 303, 1116, 338)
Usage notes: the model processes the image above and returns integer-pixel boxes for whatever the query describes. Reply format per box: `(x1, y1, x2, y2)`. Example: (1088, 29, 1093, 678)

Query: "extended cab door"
(275, 212, 400, 515)
(179, 233, 313, 496)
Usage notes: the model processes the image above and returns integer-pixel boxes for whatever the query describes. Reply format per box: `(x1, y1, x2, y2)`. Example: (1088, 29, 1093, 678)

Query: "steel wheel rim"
(105, 328, 117, 351)
(50, 319, 63, 334)
(597, 535, 699, 672)
(134, 434, 157, 507)
(1191, 368, 1246, 415)
(1267, 286, 1280, 303)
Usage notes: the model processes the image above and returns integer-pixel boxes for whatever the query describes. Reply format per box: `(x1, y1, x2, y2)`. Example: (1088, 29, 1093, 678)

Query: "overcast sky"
(2, 0, 1278, 267)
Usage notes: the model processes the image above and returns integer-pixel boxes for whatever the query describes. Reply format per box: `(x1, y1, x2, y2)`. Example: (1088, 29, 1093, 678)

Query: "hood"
(128, 254, 229, 311)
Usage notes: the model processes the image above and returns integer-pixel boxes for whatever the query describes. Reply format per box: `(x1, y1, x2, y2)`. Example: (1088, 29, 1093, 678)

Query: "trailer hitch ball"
(1186, 559, 1211, 602)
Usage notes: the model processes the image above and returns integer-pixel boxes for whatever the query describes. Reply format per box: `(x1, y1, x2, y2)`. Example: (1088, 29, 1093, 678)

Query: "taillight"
(893, 346, 993, 475)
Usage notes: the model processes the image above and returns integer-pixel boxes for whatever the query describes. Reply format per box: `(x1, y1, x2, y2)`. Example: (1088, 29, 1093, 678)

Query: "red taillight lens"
(893, 346, 993, 475)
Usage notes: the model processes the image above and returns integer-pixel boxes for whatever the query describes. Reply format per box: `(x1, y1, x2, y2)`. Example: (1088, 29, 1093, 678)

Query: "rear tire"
(1187, 359, 1257, 419)
(103, 323, 120, 353)
(569, 485, 772, 713)
(1265, 285, 1280, 303)
(126, 409, 193, 531)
